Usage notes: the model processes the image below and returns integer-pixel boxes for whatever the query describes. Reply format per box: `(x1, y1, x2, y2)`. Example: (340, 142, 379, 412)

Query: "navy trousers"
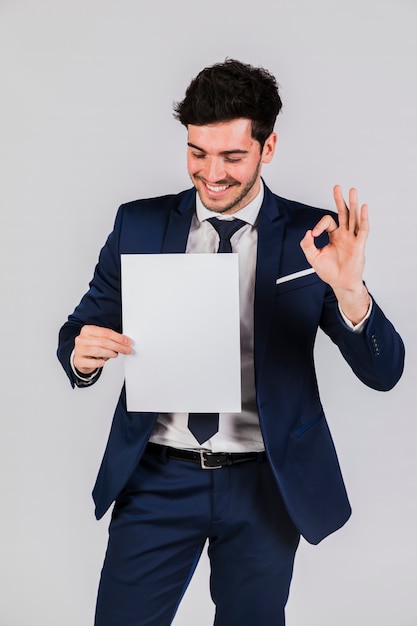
(94, 446, 300, 626)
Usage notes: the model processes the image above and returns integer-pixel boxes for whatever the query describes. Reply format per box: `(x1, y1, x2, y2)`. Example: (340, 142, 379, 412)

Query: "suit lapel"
(162, 189, 195, 253)
(254, 185, 286, 375)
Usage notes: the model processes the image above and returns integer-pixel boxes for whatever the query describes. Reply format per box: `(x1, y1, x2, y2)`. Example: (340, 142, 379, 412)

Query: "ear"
(261, 132, 277, 164)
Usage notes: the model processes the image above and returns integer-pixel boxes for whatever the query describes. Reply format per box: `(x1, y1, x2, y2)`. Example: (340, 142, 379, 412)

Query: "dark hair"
(174, 59, 282, 149)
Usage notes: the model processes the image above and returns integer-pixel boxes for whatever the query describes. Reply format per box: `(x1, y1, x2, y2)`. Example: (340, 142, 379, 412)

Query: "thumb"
(300, 230, 318, 264)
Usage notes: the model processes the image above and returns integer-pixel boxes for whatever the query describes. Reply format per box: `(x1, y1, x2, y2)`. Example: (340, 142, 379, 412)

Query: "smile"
(204, 182, 232, 193)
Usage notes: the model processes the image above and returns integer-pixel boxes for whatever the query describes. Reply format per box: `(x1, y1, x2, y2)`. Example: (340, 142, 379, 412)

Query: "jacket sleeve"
(57, 206, 124, 388)
(319, 284, 405, 391)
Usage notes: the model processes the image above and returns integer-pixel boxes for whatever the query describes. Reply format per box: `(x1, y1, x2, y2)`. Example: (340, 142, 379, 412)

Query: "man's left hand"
(300, 185, 371, 325)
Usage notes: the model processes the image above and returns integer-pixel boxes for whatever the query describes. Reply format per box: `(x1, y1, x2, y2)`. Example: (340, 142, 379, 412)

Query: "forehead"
(187, 118, 256, 152)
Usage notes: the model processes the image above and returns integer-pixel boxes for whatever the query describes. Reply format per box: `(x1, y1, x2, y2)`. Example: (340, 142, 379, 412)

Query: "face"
(187, 118, 276, 215)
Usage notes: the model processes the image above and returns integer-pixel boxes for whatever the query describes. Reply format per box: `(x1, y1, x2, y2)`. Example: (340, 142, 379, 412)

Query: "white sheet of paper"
(121, 253, 241, 413)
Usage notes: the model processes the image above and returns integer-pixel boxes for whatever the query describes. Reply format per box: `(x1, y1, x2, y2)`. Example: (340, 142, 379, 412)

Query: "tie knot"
(207, 217, 246, 253)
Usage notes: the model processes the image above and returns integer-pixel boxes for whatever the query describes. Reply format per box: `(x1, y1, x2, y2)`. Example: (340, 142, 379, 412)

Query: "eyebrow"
(187, 142, 249, 156)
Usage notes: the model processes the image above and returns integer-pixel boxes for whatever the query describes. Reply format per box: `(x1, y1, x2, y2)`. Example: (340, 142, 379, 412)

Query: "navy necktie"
(187, 217, 246, 445)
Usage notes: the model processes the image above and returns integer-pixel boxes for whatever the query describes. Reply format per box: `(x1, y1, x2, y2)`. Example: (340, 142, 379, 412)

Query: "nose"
(203, 157, 226, 183)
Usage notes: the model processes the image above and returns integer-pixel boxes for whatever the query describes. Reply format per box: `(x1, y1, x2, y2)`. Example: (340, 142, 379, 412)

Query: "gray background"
(1, 1, 416, 624)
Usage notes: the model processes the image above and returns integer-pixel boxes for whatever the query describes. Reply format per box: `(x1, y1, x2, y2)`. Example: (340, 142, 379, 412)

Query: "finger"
(360, 203, 369, 228)
(75, 333, 132, 357)
(73, 344, 112, 372)
(348, 187, 360, 234)
(74, 339, 122, 360)
(73, 342, 128, 374)
(73, 355, 109, 373)
(356, 203, 370, 243)
(347, 189, 371, 239)
(333, 185, 349, 230)
(77, 339, 132, 358)
(81, 325, 131, 346)
(310, 214, 338, 238)
(80, 325, 132, 345)
(300, 229, 320, 264)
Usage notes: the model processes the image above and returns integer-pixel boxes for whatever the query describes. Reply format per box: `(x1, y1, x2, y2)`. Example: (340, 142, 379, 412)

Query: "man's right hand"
(73, 325, 132, 374)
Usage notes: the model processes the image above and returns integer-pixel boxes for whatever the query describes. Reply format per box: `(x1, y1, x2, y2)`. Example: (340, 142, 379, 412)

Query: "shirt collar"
(195, 179, 264, 226)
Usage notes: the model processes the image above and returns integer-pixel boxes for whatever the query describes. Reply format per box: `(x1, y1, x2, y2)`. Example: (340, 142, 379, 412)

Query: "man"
(58, 59, 405, 625)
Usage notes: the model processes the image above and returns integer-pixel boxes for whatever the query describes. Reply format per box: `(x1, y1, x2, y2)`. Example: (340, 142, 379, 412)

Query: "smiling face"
(187, 118, 276, 215)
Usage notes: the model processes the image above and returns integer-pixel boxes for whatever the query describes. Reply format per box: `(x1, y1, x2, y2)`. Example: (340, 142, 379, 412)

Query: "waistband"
(146, 442, 266, 470)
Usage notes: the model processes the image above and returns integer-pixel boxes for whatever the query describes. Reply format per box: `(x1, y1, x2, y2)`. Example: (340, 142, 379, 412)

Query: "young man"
(58, 59, 404, 625)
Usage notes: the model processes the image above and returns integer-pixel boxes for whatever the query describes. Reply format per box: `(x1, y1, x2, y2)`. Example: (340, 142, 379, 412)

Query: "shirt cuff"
(338, 298, 373, 333)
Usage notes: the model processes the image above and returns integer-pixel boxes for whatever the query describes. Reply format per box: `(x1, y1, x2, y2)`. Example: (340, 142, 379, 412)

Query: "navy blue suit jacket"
(58, 183, 404, 544)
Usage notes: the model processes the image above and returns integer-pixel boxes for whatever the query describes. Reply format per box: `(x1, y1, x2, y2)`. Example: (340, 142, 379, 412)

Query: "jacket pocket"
(295, 411, 324, 437)
(275, 272, 320, 295)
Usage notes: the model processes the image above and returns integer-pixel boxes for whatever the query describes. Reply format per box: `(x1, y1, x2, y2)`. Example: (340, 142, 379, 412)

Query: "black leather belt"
(146, 442, 266, 470)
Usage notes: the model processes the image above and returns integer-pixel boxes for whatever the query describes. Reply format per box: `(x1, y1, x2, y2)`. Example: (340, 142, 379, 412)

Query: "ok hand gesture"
(300, 185, 371, 325)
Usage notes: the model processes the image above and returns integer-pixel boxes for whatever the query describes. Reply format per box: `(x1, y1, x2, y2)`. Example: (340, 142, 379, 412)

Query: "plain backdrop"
(1, 1, 416, 624)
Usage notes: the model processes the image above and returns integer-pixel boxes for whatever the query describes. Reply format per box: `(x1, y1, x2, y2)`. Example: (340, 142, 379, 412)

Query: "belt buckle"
(199, 450, 223, 470)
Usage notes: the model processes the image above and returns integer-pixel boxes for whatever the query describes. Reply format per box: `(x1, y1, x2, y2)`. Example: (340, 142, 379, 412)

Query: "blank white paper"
(121, 253, 241, 413)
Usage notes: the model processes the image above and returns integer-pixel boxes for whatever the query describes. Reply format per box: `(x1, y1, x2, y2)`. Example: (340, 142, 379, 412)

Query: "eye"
(192, 152, 206, 159)
(225, 157, 242, 163)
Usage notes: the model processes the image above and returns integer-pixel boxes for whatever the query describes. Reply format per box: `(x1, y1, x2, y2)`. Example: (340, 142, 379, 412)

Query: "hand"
(300, 185, 371, 325)
(73, 325, 132, 374)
